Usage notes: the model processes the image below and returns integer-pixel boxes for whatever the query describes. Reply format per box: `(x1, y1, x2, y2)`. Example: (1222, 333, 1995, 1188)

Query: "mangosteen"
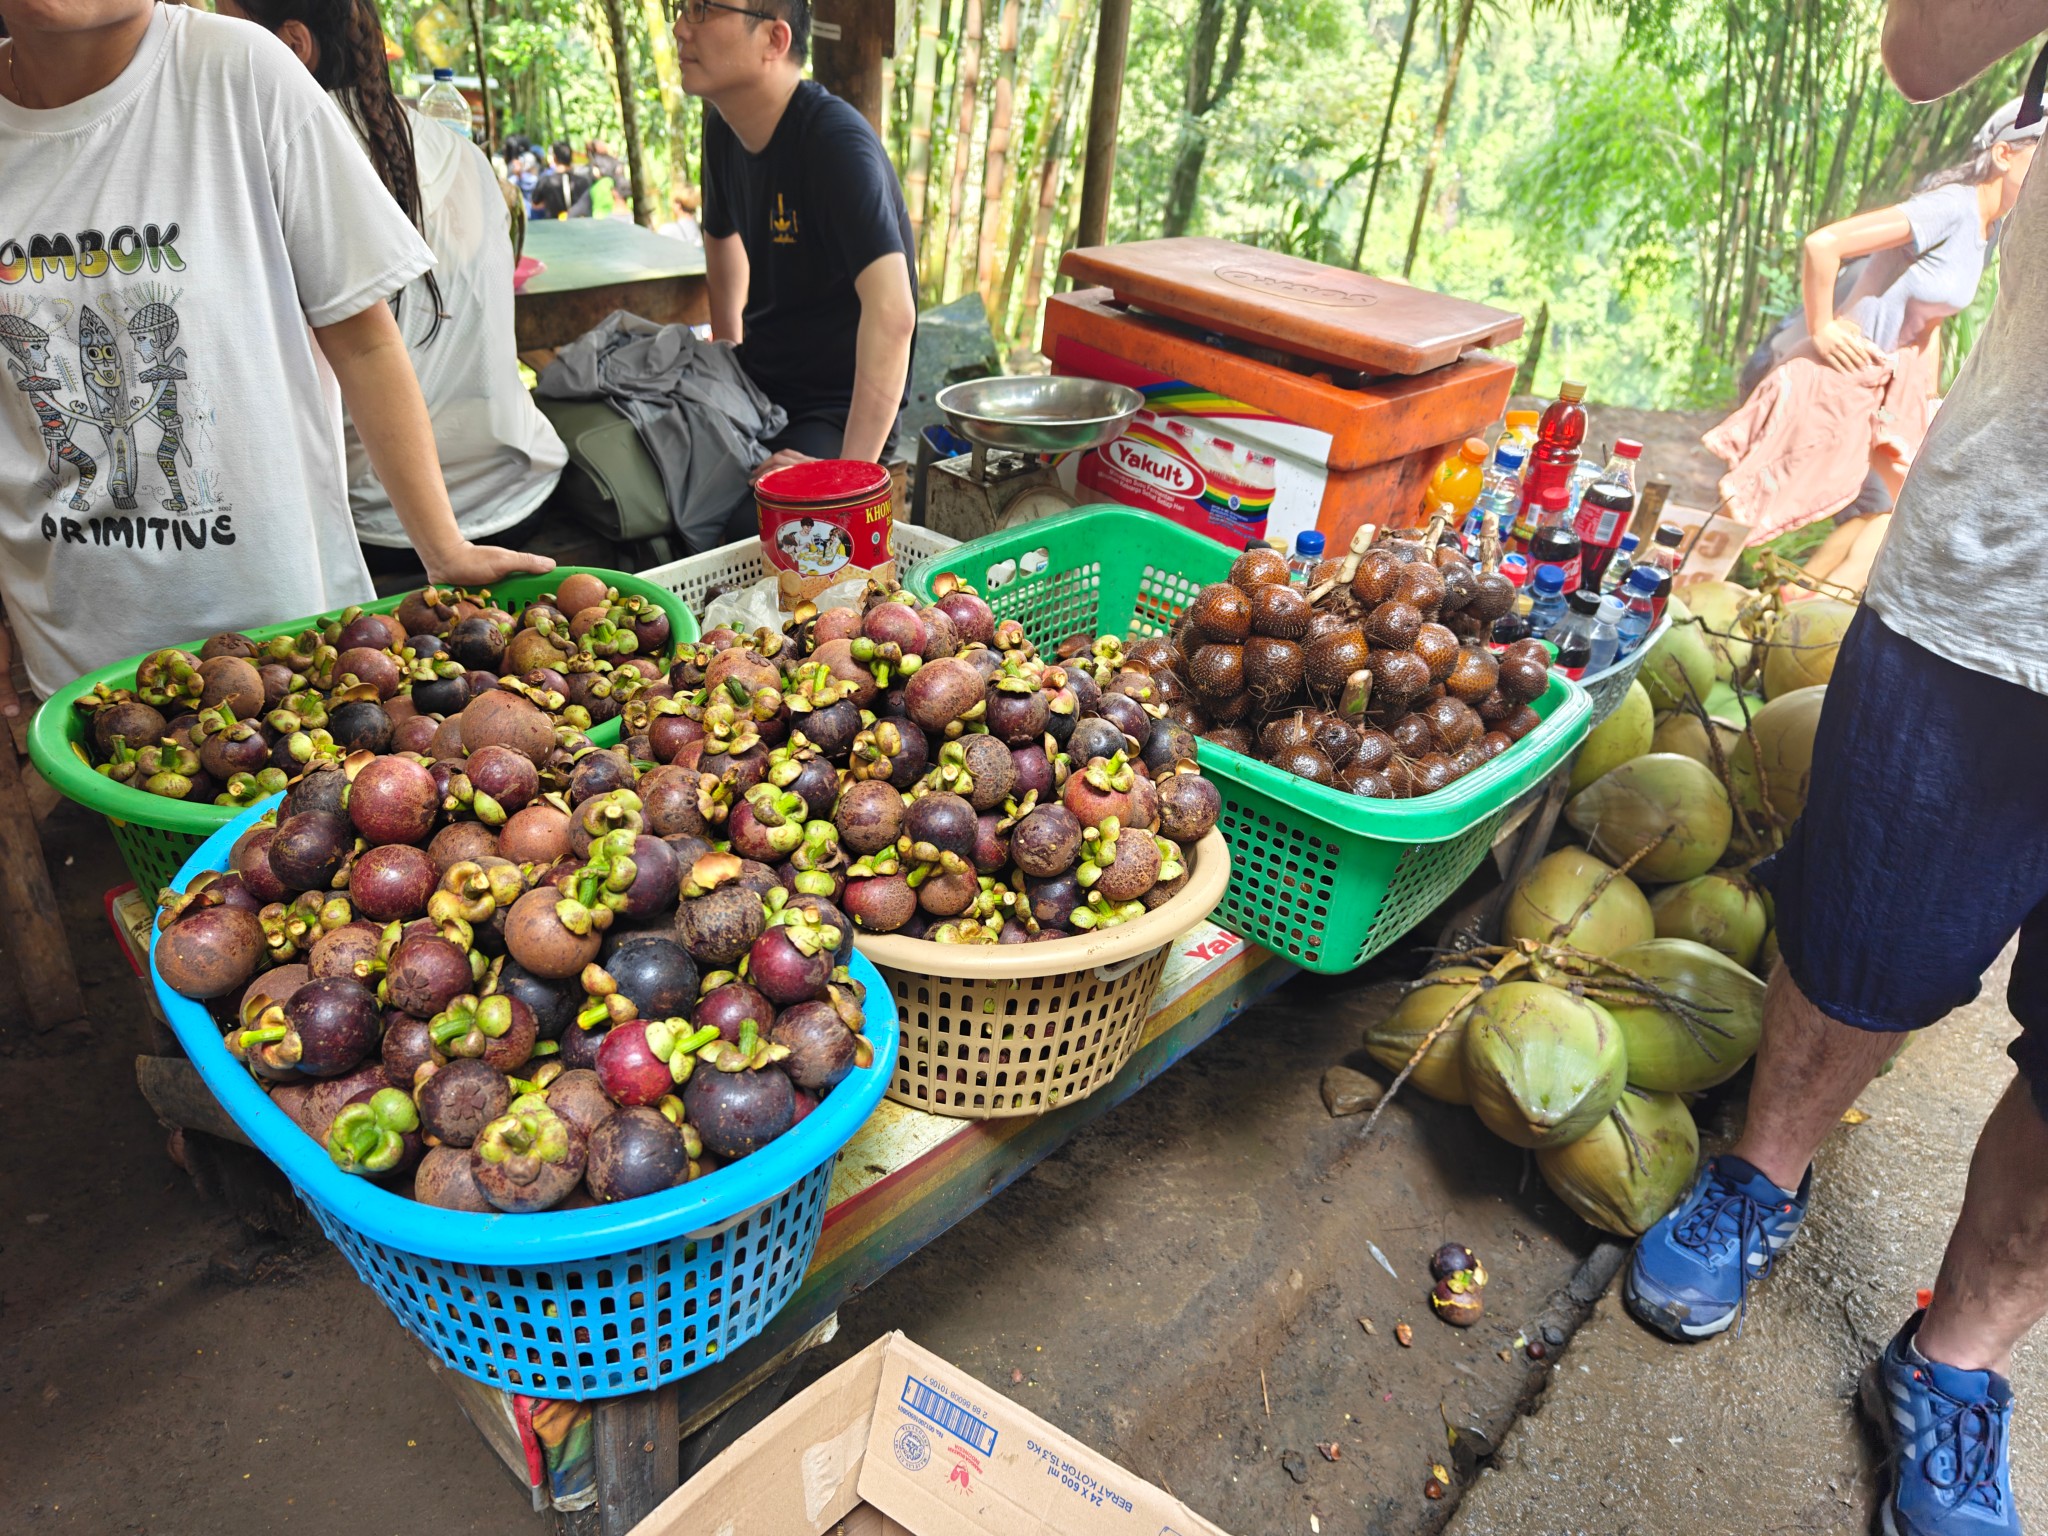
(1062, 752, 1137, 829)
(231, 825, 289, 905)
(596, 1018, 719, 1106)
(503, 886, 602, 979)
(567, 749, 633, 807)
(683, 1024, 797, 1159)
(902, 791, 977, 862)
(268, 811, 353, 893)
(1067, 717, 1126, 767)
(494, 958, 577, 1040)
(381, 1012, 443, 1085)
(1010, 745, 1057, 799)
(544, 1068, 616, 1140)
(458, 744, 540, 825)
(747, 909, 840, 1007)
(1094, 692, 1152, 748)
(325, 1086, 423, 1177)
(470, 1107, 587, 1213)
(587, 1106, 693, 1202)
(1157, 772, 1221, 845)
(461, 689, 557, 765)
(1012, 804, 1083, 878)
(279, 763, 349, 822)
(1024, 871, 1084, 931)
(834, 779, 905, 855)
(639, 765, 717, 840)
(985, 682, 1051, 746)
(728, 784, 810, 863)
(415, 1144, 495, 1210)
(849, 717, 929, 791)
(92, 698, 169, 759)
(428, 991, 538, 1073)
(156, 903, 266, 1000)
(445, 615, 508, 672)
(348, 756, 440, 846)
(798, 697, 864, 759)
(843, 867, 917, 932)
(415, 1057, 512, 1147)
(956, 735, 1016, 812)
(500, 804, 572, 864)
(902, 657, 986, 736)
(1142, 718, 1198, 776)
(251, 976, 381, 1077)
(328, 700, 394, 755)
(590, 936, 698, 1023)
(973, 813, 1011, 874)
(696, 979, 776, 1043)
(613, 834, 681, 921)
(569, 788, 645, 859)
(770, 999, 871, 1093)
(916, 854, 978, 917)
(1084, 824, 1162, 903)
(383, 934, 475, 1018)
(350, 843, 437, 924)
(428, 821, 500, 877)
(558, 1023, 608, 1070)
(774, 753, 842, 824)
(674, 853, 766, 966)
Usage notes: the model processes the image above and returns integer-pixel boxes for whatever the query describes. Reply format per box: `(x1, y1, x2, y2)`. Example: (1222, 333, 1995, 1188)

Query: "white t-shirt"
(0, 7, 432, 695)
(1868, 159, 2048, 693)
(341, 99, 566, 546)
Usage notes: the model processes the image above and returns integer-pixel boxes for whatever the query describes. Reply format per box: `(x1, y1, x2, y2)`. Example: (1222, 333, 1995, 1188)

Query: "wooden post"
(812, 1, 895, 134)
(1074, 0, 1131, 249)
(591, 1385, 680, 1536)
(0, 734, 85, 1032)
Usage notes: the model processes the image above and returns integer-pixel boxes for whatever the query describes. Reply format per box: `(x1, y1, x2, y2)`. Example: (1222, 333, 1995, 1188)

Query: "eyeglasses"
(677, 0, 776, 21)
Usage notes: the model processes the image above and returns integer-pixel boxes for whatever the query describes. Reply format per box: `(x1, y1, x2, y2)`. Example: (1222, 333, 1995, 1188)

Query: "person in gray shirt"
(1627, 9, 2048, 1534)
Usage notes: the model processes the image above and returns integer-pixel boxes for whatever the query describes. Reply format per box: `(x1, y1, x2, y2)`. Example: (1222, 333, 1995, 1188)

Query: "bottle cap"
(434, 68, 455, 79)
(1504, 410, 1539, 432)
(1493, 441, 1526, 468)
(1626, 566, 1661, 593)
(1653, 523, 1685, 548)
(1617, 533, 1640, 553)
(1558, 381, 1588, 403)
(1461, 438, 1489, 462)
(1501, 553, 1529, 586)
(1615, 439, 1644, 458)
(1293, 530, 1326, 557)
(1532, 564, 1565, 595)
(1568, 589, 1602, 615)
(1537, 485, 1571, 512)
(1596, 594, 1627, 620)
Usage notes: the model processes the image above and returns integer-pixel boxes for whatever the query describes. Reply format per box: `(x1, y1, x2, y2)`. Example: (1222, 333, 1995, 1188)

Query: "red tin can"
(754, 459, 896, 607)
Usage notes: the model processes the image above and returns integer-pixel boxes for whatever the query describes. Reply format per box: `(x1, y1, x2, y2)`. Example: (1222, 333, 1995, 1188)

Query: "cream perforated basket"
(851, 829, 1231, 1119)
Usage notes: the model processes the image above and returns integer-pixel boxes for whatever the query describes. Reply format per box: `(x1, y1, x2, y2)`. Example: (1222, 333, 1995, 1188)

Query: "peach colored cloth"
(1703, 333, 1941, 547)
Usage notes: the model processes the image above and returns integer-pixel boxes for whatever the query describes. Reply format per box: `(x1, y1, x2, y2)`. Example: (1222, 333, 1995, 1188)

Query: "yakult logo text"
(1106, 438, 1203, 498)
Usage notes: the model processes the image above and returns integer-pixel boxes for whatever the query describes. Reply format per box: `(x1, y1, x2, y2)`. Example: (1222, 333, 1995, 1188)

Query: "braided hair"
(237, 0, 447, 345)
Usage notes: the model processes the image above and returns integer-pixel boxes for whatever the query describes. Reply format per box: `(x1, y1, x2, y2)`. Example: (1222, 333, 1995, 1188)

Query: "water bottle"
(1548, 589, 1603, 677)
(1565, 455, 1604, 521)
(1616, 566, 1660, 656)
(1475, 444, 1525, 546)
(1526, 564, 1568, 638)
(1584, 592, 1626, 675)
(1600, 533, 1641, 596)
(419, 69, 473, 139)
(1288, 529, 1326, 585)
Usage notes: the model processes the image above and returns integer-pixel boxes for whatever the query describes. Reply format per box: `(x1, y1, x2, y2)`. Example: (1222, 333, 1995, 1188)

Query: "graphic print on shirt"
(0, 287, 221, 543)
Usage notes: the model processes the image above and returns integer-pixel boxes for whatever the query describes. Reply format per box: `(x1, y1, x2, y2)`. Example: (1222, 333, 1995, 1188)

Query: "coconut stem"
(1356, 950, 1531, 1142)
(1542, 830, 1669, 946)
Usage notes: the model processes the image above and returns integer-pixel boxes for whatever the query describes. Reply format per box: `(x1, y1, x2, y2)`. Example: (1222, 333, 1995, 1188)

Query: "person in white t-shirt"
(0, 0, 554, 708)
(219, 0, 569, 572)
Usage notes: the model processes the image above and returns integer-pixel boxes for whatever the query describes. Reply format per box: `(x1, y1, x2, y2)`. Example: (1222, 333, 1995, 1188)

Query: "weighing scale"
(922, 375, 1143, 542)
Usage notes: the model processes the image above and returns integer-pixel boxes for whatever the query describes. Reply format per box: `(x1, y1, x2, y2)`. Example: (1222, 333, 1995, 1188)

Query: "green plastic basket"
(910, 506, 1593, 973)
(28, 567, 698, 895)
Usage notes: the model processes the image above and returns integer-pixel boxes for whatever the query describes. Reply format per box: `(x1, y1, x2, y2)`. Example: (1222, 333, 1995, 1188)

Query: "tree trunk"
(640, 0, 688, 179)
(937, 0, 984, 299)
(1351, 0, 1421, 269)
(904, 0, 945, 263)
(463, 0, 495, 148)
(1512, 300, 1548, 395)
(1400, 0, 1477, 278)
(1017, 0, 1095, 358)
(598, 0, 654, 225)
(1160, 0, 1253, 238)
(976, 0, 1024, 306)
(996, 0, 1081, 342)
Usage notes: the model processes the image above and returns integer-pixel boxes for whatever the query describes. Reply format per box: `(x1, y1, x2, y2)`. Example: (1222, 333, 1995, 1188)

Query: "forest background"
(382, 0, 2034, 408)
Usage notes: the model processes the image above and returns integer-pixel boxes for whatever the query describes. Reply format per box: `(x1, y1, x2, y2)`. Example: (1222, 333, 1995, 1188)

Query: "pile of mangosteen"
(74, 572, 674, 809)
(1172, 534, 1556, 798)
(154, 668, 874, 1216)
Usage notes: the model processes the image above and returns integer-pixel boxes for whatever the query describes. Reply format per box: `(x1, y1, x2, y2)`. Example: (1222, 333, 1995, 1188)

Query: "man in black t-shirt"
(532, 142, 594, 221)
(675, 0, 918, 540)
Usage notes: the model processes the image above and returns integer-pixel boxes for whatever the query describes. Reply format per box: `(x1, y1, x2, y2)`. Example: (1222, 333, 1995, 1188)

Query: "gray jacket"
(537, 312, 786, 549)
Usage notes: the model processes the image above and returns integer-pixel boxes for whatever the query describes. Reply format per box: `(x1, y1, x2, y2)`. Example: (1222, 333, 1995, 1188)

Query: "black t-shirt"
(533, 167, 592, 220)
(701, 81, 916, 423)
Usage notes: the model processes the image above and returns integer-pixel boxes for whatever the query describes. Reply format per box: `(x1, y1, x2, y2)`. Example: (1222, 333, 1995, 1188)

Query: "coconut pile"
(1364, 584, 1848, 1237)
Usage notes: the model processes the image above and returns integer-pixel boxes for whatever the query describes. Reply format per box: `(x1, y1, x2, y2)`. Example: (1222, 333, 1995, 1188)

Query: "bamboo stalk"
(938, 0, 984, 300)
(1400, 0, 1477, 279)
(976, 0, 1025, 308)
(904, 0, 945, 267)
(995, 0, 1078, 341)
(1352, 0, 1422, 270)
(1015, 0, 1096, 356)
(597, 0, 655, 225)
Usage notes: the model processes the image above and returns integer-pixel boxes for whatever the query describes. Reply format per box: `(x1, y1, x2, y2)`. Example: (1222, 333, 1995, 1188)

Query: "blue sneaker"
(1859, 1311, 2019, 1535)
(1623, 1153, 1810, 1340)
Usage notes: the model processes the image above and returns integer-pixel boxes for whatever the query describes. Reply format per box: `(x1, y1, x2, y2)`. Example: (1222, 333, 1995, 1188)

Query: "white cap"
(1596, 593, 1627, 622)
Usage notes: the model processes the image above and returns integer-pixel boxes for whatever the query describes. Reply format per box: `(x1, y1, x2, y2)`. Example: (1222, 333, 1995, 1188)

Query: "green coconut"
(1569, 681, 1655, 795)
(1564, 753, 1733, 882)
(1680, 580, 1757, 682)
(1640, 619, 1716, 711)
(1501, 847, 1655, 957)
(1729, 684, 1825, 827)
(1701, 680, 1756, 727)
(1649, 872, 1768, 970)
(1604, 937, 1765, 1091)
(1761, 599, 1853, 699)
(1462, 982, 1628, 1149)
(1650, 710, 1742, 772)
(1363, 963, 1487, 1104)
(1537, 1086, 1700, 1237)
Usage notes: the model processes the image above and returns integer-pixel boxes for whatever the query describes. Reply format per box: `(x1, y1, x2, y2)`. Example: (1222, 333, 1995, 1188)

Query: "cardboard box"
(629, 1332, 1231, 1536)
(1656, 500, 1749, 590)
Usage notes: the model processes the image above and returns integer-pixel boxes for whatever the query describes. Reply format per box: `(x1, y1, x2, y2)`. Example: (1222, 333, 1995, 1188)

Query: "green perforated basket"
(29, 568, 698, 895)
(910, 506, 1592, 974)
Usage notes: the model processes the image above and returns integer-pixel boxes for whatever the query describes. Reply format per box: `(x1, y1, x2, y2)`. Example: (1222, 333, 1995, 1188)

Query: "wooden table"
(515, 220, 709, 354)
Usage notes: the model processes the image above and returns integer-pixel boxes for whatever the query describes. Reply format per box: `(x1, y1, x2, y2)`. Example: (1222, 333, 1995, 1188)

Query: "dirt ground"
(1507, 394, 1727, 511)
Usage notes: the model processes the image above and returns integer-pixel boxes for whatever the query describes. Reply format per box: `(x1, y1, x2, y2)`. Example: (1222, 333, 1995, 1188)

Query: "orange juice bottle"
(1423, 437, 1490, 522)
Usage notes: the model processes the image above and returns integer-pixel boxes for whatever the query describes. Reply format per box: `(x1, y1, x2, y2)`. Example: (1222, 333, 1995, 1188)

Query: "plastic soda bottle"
(1584, 592, 1626, 675)
(1425, 437, 1490, 523)
(1640, 524, 1686, 624)
(1548, 589, 1602, 677)
(1288, 529, 1326, 585)
(1526, 564, 1568, 637)
(1528, 486, 1583, 593)
(1519, 382, 1588, 519)
(1616, 566, 1661, 656)
(419, 69, 473, 139)
(1575, 439, 1643, 591)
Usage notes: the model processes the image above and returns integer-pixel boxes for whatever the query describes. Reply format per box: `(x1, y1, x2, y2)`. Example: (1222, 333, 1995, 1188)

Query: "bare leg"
(1825, 513, 1894, 596)
(1914, 1079, 2048, 1375)
(1798, 520, 1863, 585)
(1732, 965, 1902, 1190)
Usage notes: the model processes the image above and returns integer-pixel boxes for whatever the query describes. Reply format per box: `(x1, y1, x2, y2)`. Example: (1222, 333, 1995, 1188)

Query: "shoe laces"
(1671, 1170, 1784, 1326)
(1918, 1375, 2009, 1516)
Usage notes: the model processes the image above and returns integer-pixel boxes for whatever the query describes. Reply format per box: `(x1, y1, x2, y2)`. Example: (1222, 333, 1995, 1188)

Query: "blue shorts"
(1760, 607, 2048, 1110)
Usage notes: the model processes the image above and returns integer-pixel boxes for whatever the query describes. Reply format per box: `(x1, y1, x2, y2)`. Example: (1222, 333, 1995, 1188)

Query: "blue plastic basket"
(151, 799, 897, 1400)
